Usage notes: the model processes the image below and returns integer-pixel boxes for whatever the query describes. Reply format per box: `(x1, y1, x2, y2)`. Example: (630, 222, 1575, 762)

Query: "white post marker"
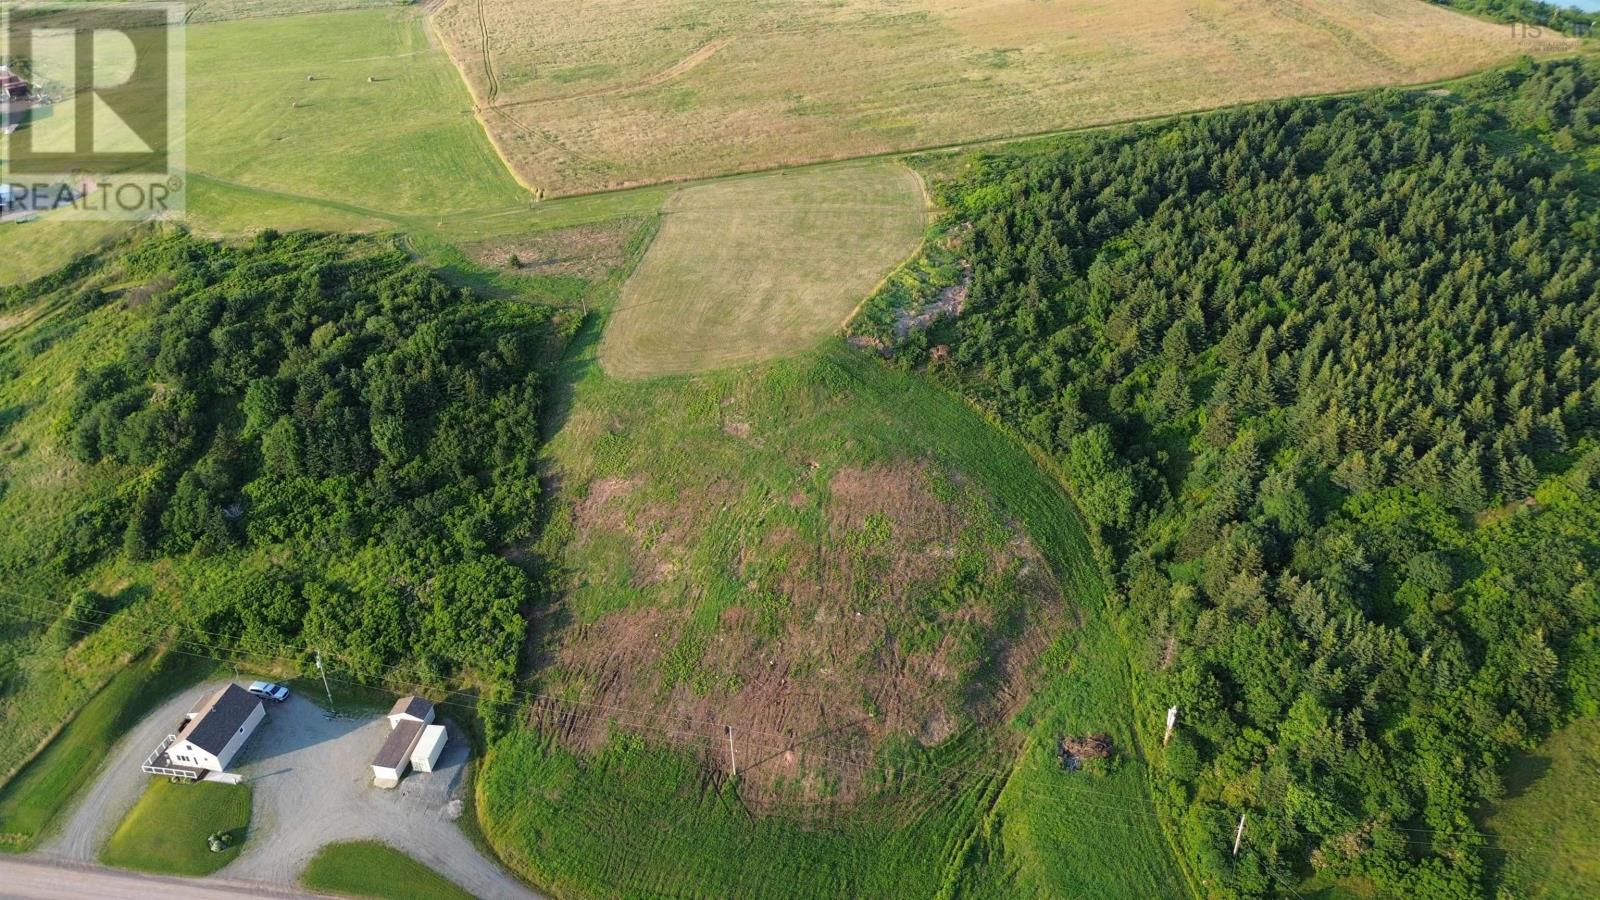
(1232, 812, 1247, 857)
(315, 650, 333, 705)
(1164, 705, 1180, 746)
(727, 725, 738, 778)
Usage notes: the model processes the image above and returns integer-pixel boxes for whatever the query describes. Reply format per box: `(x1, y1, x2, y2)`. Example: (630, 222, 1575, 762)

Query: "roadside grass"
(301, 840, 474, 900)
(101, 779, 252, 876)
(434, 0, 1572, 195)
(480, 339, 1184, 897)
(1481, 717, 1600, 898)
(0, 650, 215, 852)
(599, 162, 925, 377)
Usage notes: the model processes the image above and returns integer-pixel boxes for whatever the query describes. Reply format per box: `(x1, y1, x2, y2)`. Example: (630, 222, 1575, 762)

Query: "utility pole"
(315, 650, 333, 705)
(1232, 812, 1247, 857)
(726, 725, 738, 778)
(1164, 705, 1180, 746)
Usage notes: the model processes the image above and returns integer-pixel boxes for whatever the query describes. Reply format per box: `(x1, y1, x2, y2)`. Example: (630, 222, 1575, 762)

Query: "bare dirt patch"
(537, 459, 1063, 804)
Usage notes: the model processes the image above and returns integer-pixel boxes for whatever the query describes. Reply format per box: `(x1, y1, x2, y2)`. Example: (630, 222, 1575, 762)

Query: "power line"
(0, 586, 1161, 811)
(10, 586, 1588, 873)
(0, 593, 1190, 826)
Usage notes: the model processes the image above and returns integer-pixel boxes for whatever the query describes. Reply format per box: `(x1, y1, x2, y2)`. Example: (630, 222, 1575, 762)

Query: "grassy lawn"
(434, 0, 1571, 194)
(301, 841, 473, 900)
(0, 651, 213, 851)
(101, 780, 252, 876)
(599, 162, 925, 377)
(1481, 717, 1600, 898)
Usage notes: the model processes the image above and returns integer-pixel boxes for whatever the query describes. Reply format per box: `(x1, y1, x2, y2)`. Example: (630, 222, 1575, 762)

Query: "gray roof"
(389, 695, 432, 720)
(373, 717, 424, 770)
(178, 684, 262, 754)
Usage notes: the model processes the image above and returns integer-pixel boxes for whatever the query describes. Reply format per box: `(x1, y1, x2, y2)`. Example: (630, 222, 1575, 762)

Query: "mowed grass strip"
(184, 7, 530, 219)
(101, 780, 252, 876)
(301, 840, 473, 900)
(0, 652, 212, 851)
(599, 163, 925, 378)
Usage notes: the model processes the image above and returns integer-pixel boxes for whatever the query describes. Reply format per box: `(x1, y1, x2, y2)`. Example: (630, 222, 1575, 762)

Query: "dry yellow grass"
(600, 162, 926, 378)
(433, 0, 1575, 196)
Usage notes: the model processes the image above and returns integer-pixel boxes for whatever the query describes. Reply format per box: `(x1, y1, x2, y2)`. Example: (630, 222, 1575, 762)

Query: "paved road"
(41, 682, 542, 899)
(0, 855, 314, 898)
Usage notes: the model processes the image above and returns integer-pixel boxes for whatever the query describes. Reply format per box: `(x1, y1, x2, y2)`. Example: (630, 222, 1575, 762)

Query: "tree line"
(910, 58, 1600, 897)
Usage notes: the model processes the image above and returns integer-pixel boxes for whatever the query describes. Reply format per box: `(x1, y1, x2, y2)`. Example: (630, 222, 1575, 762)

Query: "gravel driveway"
(43, 680, 229, 864)
(41, 681, 542, 899)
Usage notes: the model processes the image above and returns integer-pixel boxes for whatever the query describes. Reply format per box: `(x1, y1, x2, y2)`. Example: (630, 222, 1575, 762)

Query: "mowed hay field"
(183, 7, 529, 219)
(434, 0, 1576, 194)
(600, 162, 926, 378)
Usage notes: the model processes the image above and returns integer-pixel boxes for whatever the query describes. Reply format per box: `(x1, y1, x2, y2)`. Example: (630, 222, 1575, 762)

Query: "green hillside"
(862, 56, 1600, 897)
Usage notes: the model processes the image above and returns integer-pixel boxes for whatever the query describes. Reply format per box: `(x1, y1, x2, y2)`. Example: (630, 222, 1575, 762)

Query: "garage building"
(371, 695, 441, 788)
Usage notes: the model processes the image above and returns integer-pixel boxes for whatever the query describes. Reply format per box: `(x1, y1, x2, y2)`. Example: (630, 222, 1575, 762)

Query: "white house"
(163, 684, 265, 773)
(372, 695, 436, 788)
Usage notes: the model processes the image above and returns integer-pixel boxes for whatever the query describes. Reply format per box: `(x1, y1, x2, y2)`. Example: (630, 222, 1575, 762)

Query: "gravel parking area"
(42, 682, 540, 899)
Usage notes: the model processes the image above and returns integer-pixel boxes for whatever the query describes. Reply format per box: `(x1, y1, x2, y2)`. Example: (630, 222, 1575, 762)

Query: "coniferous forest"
(895, 58, 1600, 896)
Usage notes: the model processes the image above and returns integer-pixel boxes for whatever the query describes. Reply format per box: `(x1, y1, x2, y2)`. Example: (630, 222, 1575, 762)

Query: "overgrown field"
(481, 333, 1185, 897)
(600, 163, 925, 378)
(433, 0, 1573, 194)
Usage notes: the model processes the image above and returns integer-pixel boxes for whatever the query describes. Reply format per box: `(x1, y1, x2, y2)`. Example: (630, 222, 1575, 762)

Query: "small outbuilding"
(371, 695, 436, 788)
(388, 695, 435, 728)
(411, 724, 447, 774)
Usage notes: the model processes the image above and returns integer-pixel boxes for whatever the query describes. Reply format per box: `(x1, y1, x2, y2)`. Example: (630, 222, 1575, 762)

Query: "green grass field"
(184, 0, 408, 22)
(101, 780, 252, 875)
(1481, 718, 1600, 898)
(301, 840, 473, 900)
(599, 162, 925, 377)
(183, 7, 529, 219)
(0, 218, 135, 289)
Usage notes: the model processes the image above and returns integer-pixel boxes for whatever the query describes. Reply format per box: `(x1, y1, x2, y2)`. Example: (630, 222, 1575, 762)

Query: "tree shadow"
(1499, 751, 1553, 801)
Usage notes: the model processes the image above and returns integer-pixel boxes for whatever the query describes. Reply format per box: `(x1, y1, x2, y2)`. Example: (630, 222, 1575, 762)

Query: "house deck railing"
(140, 733, 199, 780)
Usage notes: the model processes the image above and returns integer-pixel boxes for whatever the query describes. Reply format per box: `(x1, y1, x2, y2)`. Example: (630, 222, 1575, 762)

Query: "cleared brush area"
(482, 340, 1182, 898)
(600, 162, 925, 378)
(434, 0, 1574, 194)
